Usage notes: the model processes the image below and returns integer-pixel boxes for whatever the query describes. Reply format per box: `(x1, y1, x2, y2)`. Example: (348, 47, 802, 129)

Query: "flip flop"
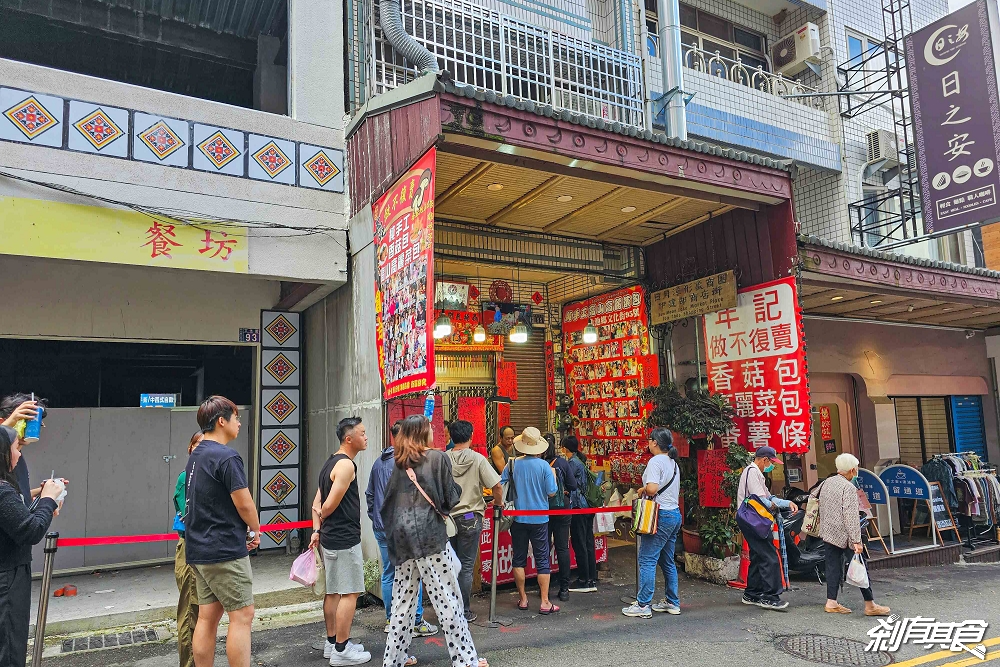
(539, 604, 560, 615)
(824, 604, 852, 614)
(517, 600, 529, 611)
(405, 656, 417, 666)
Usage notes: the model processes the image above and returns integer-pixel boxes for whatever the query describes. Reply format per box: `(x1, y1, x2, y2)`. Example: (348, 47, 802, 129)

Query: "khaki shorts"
(192, 556, 254, 611)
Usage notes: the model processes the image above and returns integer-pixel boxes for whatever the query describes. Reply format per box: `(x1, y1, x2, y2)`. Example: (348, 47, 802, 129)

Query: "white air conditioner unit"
(771, 23, 822, 77)
(866, 129, 899, 167)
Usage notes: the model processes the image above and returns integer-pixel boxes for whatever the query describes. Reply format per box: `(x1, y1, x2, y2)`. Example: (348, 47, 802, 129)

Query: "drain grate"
(61, 629, 160, 653)
(775, 634, 893, 666)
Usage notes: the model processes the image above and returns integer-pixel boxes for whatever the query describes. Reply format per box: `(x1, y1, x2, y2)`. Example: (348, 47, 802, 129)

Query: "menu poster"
(562, 285, 653, 465)
(373, 148, 436, 399)
(703, 276, 811, 454)
(697, 448, 731, 508)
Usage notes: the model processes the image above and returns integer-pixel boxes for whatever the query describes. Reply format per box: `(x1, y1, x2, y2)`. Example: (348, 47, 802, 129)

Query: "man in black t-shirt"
(184, 396, 260, 667)
(309, 417, 371, 665)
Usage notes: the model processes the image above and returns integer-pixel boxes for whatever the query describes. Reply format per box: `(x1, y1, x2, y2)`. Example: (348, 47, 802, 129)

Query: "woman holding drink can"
(0, 424, 66, 667)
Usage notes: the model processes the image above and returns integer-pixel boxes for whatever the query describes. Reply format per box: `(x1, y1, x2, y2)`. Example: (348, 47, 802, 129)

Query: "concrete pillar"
(287, 0, 346, 130)
(254, 35, 288, 115)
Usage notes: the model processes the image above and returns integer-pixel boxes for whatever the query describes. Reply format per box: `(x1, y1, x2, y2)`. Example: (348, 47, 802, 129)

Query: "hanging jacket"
(921, 458, 959, 511)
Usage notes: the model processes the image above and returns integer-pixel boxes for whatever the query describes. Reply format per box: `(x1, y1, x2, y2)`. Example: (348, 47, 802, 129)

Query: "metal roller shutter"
(951, 395, 987, 461)
(503, 334, 548, 434)
(892, 396, 953, 467)
(894, 398, 923, 467)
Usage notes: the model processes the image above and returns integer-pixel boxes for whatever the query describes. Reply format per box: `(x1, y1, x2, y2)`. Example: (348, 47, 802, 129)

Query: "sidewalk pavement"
(30, 551, 316, 636)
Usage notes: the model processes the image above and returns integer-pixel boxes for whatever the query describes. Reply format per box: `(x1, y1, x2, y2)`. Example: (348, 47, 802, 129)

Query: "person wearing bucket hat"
(499, 427, 559, 614)
(735, 446, 798, 611)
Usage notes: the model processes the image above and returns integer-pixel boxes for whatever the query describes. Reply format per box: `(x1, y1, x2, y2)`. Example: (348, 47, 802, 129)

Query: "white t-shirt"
(642, 454, 680, 511)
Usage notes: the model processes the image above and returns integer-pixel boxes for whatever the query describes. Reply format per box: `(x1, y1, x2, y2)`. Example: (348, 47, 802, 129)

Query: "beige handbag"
(804, 482, 823, 537)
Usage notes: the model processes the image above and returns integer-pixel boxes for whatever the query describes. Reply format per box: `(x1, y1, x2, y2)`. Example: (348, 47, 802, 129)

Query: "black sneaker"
(755, 599, 789, 611)
(568, 579, 591, 592)
(558, 588, 570, 602)
(463, 610, 477, 623)
(741, 594, 758, 606)
(586, 579, 599, 592)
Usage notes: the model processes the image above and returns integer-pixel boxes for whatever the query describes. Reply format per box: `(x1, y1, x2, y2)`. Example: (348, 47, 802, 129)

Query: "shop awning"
(799, 235, 1000, 330)
(346, 75, 793, 248)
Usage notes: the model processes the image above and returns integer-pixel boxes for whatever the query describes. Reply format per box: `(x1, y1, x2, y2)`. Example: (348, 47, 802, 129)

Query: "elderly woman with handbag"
(812, 453, 890, 616)
(622, 428, 682, 619)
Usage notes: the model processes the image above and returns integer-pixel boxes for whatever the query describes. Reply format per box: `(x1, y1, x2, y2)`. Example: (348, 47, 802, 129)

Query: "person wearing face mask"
(621, 428, 682, 618)
(0, 425, 64, 667)
(735, 446, 797, 611)
(812, 454, 890, 616)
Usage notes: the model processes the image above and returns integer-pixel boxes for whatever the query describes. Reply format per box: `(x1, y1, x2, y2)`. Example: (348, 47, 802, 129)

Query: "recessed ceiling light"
(943, 307, 952, 312)
(487, 183, 503, 191)
(973, 311, 983, 315)
(831, 296, 844, 301)
(870, 300, 882, 304)
(621, 206, 637, 213)
(556, 195, 573, 202)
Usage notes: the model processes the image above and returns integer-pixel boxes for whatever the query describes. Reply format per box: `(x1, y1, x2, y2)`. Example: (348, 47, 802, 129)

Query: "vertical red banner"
(373, 148, 437, 400)
(697, 448, 731, 508)
(545, 341, 556, 411)
(702, 276, 811, 454)
(457, 396, 488, 453)
(819, 405, 833, 441)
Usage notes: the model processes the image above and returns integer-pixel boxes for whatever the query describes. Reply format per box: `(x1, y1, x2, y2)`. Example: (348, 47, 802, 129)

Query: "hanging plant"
(641, 382, 735, 438)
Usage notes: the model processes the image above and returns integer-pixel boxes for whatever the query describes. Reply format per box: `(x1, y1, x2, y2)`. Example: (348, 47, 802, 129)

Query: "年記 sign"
(650, 270, 737, 326)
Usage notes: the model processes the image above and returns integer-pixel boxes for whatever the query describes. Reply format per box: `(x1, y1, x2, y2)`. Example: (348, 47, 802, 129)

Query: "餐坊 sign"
(703, 276, 811, 453)
(373, 147, 437, 400)
(906, 0, 1000, 232)
(650, 270, 737, 325)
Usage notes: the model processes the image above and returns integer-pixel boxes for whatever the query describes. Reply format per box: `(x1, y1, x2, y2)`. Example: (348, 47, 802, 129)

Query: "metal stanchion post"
(620, 528, 641, 605)
(32, 532, 58, 667)
(488, 504, 500, 627)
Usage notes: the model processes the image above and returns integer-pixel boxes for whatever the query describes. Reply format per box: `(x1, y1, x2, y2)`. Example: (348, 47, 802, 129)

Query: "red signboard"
(373, 148, 436, 399)
(433, 309, 504, 352)
(457, 396, 488, 454)
(697, 448, 731, 508)
(545, 341, 556, 411)
(388, 396, 447, 449)
(480, 513, 608, 585)
(703, 276, 811, 454)
(562, 285, 653, 465)
(497, 361, 518, 401)
(819, 405, 833, 441)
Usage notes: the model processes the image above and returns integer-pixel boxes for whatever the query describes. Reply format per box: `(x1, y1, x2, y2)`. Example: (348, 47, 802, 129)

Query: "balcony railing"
(352, 0, 645, 127)
(682, 44, 820, 107)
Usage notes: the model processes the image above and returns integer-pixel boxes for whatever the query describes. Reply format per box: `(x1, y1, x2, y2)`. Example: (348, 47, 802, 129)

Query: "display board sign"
(879, 464, 930, 500)
(650, 270, 737, 325)
(703, 276, 811, 453)
(140, 393, 176, 408)
(373, 148, 436, 399)
(481, 513, 608, 584)
(913, 481, 960, 539)
(857, 468, 888, 505)
(697, 448, 731, 508)
(562, 285, 654, 464)
(906, 0, 1000, 232)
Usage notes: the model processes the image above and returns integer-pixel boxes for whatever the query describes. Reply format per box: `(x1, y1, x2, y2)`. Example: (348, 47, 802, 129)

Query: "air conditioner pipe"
(657, 0, 687, 140)
(380, 0, 441, 74)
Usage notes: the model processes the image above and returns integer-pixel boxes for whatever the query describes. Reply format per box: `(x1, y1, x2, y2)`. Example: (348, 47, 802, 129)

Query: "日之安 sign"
(906, 0, 1000, 232)
(650, 270, 737, 325)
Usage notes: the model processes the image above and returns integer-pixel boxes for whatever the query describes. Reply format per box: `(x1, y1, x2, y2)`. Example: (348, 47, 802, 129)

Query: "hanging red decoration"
(497, 361, 518, 401)
(469, 284, 480, 300)
(457, 396, 488, 452)
(531, 291, 543, 305)
(496, 401, 511, 431)
(489, 280, 513, 303)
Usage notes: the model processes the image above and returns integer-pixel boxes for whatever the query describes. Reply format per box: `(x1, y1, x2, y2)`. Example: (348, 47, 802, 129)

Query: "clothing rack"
(927, 454, 998, 550)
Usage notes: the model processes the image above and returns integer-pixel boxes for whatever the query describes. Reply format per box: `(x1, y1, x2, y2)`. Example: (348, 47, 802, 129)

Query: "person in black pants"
(543, 434, 576, 601)
(0, 425, 63, 667)
(562, 437, 598, 593)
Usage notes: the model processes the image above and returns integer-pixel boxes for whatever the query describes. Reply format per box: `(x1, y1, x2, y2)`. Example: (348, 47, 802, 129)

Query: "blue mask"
(763, 464, 775, 473)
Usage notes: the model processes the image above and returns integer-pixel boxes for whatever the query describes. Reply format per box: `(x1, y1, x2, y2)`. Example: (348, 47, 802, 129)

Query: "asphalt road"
(41, 553, 1000, 667)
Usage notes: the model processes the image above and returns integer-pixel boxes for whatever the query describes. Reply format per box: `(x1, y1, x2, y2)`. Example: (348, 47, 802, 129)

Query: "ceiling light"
(434, 313, 452, 337)
(831, 296, 844, 301)
(870, 300, 882, 304)
(473, 324, 487, 343)
(621, 206, 637, 213)
(907, 305, 915, 312)
(556, 195, 573, 202)
(943, 307, 952, 312)
(973, 311, 983, 315)
(582, 321, 599, 345)
(509, 323, 529, 344)
(487, 183, 504, 191)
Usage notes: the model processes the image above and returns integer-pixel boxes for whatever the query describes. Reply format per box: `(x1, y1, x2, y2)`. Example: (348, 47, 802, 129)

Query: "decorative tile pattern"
(136, 119, 185, 163)
(262, 312, 299, 347)
(260, 428, 300, 467)
(262, 349, 299, 386)
(263, 510, 292, 543)
(298, 143, 345, 192)
(263, 471, 296, 504)
(248, 134, 295, 184)
(192, 124, 244, 176)
(258, 467, 300, 508)
(264, 391, 296, 423)
(263, 430, 297, 464)
(260, 508, 298, 547)
(67, 101, 129, 156)
(0, 89, 62, 146)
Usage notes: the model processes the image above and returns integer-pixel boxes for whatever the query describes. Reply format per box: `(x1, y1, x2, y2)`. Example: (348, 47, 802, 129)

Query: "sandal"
(405, 656, 418, 666)
(476, 660, 489, 667)
(824, 604, 852, 614)
(517, 600, 529, 611)
(539, 604, 560, 615)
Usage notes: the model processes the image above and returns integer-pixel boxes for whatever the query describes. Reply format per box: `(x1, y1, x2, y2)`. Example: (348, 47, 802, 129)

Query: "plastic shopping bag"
(290, 549, 318, 587)
(845, 553, 870, 589)
(313, 548, 326, 596)
(594, 510, 615, 535)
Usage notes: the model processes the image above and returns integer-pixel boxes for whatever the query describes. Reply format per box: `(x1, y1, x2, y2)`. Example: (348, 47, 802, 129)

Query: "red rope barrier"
(55, 520, 313, 548)
(502, 506, 631, 517)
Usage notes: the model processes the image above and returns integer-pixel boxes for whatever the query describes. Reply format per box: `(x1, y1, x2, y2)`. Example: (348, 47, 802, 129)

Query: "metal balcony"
(682, 44, 820, 107)
(347, 0, 645, 128)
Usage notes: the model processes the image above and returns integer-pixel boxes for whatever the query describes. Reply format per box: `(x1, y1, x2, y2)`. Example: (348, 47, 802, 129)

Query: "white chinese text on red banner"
(703, 276, 811, 453)
(373, 148, 436, 399)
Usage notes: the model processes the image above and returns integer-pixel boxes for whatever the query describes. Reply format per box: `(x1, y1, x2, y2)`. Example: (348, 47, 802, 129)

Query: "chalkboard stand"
(929, 481, 960, 542)
(908, 499, 934, 540)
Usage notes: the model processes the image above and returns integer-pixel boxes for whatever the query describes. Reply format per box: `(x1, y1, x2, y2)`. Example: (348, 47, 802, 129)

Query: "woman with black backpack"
(543, 434, 576, 601)
(561, 436, 599, 594)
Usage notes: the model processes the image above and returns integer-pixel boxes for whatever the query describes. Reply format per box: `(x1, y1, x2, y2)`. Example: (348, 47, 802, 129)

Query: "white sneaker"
(324, 641, 366, 659)
(621, 603, 652, 619)
(329, 646, 372, 666)
(651, 600, 680, 615)
(413, 620, 438, 637)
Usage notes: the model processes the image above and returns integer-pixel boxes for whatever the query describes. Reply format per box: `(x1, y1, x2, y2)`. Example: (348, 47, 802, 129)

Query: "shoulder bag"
(803, 480, 824, 537)
(735, 467, 775, 540)
(498, 458, 517, 533)
(405, 468, 457, 538)
(631, 458, 678, 536)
